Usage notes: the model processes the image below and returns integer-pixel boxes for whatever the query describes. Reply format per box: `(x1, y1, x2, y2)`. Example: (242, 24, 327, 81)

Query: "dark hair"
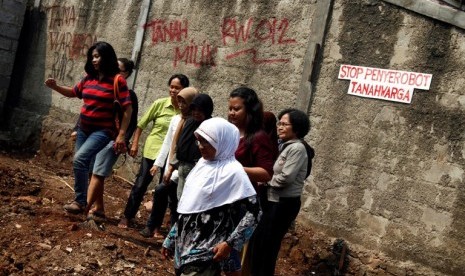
(84, 41, 119, 78)
(191, 94, 214, 119)
(168, 74, 189, 88)
(263, 111, 278, 145)
(278, 108, 310, 139)
(229, 87, 263, 139)
(118, 58, 135, 78)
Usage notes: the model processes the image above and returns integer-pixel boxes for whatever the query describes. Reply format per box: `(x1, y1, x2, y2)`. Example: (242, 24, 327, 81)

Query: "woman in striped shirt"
(44, 41, 132, 214)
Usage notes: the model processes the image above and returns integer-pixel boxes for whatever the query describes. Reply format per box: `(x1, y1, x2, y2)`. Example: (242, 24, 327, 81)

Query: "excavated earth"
(0, 150, 448, 276)
(0, 151, 344, 275)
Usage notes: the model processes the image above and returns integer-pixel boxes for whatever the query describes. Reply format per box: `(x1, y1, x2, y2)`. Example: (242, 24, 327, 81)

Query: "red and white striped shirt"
(73, 74, 131, 135)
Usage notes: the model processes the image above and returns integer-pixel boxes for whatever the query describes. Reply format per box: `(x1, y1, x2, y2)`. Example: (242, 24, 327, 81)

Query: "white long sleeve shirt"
(154, 114, 181, 181)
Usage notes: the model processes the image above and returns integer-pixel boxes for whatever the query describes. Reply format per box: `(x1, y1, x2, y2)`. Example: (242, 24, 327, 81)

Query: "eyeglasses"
(195, 139, 210, 147)
(276, 122, 292, 127)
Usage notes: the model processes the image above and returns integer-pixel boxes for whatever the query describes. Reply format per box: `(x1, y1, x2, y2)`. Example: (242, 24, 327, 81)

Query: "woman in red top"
(228, 87, 277, 200)
(226, 87, 278, 275)
(45, 41, 132, 214)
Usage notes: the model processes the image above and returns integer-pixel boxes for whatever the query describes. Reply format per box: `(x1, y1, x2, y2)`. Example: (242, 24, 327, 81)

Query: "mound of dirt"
(0, 152, 341, 275)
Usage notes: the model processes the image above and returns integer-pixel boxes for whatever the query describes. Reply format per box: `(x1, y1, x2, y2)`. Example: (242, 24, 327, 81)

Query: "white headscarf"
(177, 117, 256, 214)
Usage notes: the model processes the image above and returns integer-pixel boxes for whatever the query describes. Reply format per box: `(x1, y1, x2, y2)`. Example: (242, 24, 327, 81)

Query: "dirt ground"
(0, 151, 346, 276)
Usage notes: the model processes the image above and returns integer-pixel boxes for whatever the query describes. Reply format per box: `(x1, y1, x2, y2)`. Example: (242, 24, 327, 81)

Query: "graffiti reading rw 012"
(144, 17, 297, 68)
(338, 64, 432, 104)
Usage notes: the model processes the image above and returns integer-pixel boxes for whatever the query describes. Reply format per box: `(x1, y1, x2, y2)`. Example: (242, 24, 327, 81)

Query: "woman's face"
(169, 78, 183, 100)
(196, 135, 216, 160)
(277, 114, 298, 142)
(118, 61, 129, 79)
(177, 96, 189, 116)
(192, 107, 206, 122)
(92, 49, 101, 71)
(228, 97, 247, 129)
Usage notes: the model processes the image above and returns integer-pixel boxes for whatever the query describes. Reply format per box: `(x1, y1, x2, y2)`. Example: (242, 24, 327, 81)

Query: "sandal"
(87, 211, 106, 223)
(139, 227, 154, 238)
(118, 217, 133, 229)
(63, 201, 85, 214)
(153, 230, 165, 240)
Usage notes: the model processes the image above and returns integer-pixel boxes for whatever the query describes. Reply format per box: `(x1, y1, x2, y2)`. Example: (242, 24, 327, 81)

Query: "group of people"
(45, 41, 315, 276)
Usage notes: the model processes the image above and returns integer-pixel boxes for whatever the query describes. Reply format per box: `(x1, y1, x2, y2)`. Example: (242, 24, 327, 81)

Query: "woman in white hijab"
(162, 117, 260, 276)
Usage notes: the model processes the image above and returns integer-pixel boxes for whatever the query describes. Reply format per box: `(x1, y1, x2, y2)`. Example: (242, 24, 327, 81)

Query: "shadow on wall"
(1, 5, 50, 152)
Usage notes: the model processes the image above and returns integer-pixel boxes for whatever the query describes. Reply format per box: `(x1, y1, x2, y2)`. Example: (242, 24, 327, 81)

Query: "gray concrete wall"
(5, 0, 465, 274)
(302, 1, 465, 275)
(0, 0, 27, 127)
(134, 0, 314, 119)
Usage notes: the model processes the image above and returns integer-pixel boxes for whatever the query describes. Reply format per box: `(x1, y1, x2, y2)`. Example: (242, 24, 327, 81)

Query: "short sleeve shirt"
(137, 97, 179, 159)
(73, 75, 131, 135)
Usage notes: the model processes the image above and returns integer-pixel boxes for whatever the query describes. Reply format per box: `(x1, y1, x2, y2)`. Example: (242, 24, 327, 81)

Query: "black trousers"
(250, 196, 301, 276)
(146, 180, 178, 230)
(123, 157, 164, 219)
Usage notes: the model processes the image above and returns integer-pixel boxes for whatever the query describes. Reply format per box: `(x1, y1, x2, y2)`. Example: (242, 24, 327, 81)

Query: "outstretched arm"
(44, 78, 74, 97)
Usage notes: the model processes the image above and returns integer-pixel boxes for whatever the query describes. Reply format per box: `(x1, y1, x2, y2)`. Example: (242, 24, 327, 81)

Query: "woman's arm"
(270, 144, 307, 188)
(114, 105, 132, 153)
(225, 196, 261, 251)
(161, 222, 178, 259)
(152, 116, 179, 177)
(129, 99, 163, 157)
(44, 78, 74, 97)
(244, 132, 276, 182)
(129, 127, 142, 157)
(243, 167, 271, 182)
(212, 196, 260, 261)
(154, 115, 179, 168)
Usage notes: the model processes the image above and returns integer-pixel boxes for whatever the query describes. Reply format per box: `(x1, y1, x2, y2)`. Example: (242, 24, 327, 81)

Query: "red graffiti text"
(49, 31, 97, 59)
(174, 40, 216, 68)
(144, 19, 188, 45)
(226, 48, 289, 64)
(43, 5, 77, 29)
(51, 52, 75, 80)
(221, 18, 296, 46)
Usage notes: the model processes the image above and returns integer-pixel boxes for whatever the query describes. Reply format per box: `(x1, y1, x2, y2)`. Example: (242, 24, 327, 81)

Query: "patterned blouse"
(163, 196, 261, 271)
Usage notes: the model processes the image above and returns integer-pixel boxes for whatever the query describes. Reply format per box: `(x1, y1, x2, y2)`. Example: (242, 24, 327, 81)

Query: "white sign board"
(338, 64, 432, 104)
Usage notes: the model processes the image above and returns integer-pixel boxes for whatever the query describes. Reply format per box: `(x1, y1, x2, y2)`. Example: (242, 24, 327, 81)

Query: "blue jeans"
(74, 129, 112, 206)
(92, 140, 119, 177)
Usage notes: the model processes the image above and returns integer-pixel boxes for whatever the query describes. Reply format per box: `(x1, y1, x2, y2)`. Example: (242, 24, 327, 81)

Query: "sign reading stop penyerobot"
(338, 64, 432, 104)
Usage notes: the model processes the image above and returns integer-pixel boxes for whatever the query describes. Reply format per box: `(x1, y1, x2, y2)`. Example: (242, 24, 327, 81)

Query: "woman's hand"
(44, 78, 74, 97)
(114, 134, 127, 154)
(44, 78, 57, 89)
(162, 165, 174, 184)
(150, 165, 159, 176)
(129, 143, 138, 157)
(212, 241, 231, 261)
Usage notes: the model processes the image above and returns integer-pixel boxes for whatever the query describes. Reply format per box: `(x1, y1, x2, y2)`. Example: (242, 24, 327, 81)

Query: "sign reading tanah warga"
(338, 64, 432, 104)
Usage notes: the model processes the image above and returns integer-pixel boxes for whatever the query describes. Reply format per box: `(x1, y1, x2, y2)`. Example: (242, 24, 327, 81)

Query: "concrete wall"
(4, 0, 465, 274)
(302, 1, 465, 275)
(0, 0, 27, 128)
(135, 0, 314, 119)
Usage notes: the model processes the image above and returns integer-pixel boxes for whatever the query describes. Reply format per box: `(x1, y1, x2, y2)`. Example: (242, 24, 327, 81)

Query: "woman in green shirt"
(118, 74, 189, 228)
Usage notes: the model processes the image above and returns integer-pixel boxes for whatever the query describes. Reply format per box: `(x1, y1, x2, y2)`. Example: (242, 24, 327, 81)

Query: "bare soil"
(0, 151, 340, 275)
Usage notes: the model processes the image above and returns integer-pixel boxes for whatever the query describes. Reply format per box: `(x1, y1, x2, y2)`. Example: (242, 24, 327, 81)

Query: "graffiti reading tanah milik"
(144, 17, 297, 68)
